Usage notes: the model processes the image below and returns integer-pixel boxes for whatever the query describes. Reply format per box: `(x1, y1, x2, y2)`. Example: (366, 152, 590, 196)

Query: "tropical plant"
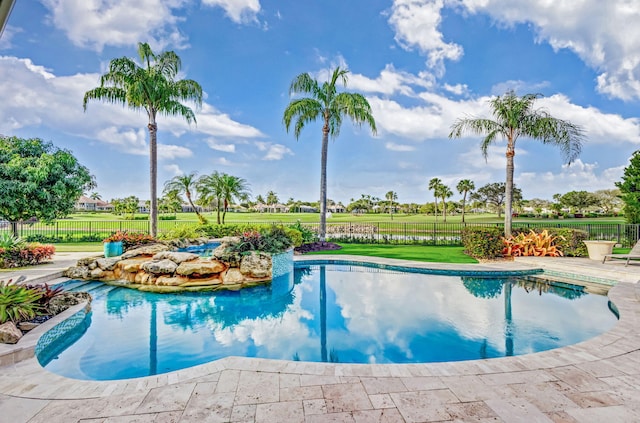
(283, 66, 377, 241)
(83, 42, 203, 237)
(164, 172, 207, 224)
(471, 182, 522, 218)
(24, 283, 64, 307)
(0, 279, 43, 324)
(196, 172, 224, 224)
(265, 191, 279, 206)
(0, 136, 95, 237)
(89, 192, 102, 201)
(428, 178, 443, 221)
(0, 233, 24, 250)
(449, 90, 584, 236)
(219, 173, 251, 224)
(456, 179, 475, 223)
(436, 184, 453, 222)
(289, 220, 317, 244)
(103, 231, 155, 250)
(502, 230, 564, 257)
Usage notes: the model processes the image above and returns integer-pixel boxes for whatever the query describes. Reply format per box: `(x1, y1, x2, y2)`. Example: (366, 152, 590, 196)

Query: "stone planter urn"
(103, 241, 124, 258)
(583, 240, 616, 261)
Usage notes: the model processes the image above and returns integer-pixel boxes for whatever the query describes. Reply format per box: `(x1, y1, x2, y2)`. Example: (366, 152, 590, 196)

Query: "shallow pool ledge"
(0, 301, 90, 367)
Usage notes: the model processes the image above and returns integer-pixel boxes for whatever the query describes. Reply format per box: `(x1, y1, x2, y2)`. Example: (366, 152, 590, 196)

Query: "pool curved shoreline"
(0, 255, 638, 421)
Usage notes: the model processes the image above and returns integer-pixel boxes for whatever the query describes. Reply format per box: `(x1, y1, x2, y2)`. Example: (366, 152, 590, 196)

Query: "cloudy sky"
(1, 0, 639, 204)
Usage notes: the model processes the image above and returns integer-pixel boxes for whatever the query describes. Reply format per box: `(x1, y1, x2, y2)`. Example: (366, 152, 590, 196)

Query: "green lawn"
(304, 244, 478, 264)
(53, 242, 104, 252)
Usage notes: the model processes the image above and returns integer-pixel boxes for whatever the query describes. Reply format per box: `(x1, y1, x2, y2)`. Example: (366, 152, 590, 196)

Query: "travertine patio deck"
(0, 254, 638, 422)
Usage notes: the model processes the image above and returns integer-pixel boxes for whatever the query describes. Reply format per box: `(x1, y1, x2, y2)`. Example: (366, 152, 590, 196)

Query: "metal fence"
(2, 220, 638, 247)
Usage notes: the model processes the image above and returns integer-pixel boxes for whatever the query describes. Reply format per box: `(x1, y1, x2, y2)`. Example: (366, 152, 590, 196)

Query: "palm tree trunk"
(187, 192, 205, 224)
(148, 117, 158, 238)
(461, 193, 467, 223)
(504, 141, 515, 237)
(442, 198, 447, 223)
(434, 198, 438, 222)
(319, 123, 329, 242)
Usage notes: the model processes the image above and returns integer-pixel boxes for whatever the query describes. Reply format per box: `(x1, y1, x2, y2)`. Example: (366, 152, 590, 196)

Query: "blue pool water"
(37, 263, 618, 380)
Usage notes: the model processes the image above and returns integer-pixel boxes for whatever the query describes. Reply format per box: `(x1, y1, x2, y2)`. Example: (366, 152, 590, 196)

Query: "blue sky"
(1, 0, 639, 205)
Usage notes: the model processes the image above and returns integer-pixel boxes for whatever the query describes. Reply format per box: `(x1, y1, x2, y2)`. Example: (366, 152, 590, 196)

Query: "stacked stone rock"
(65, 237, 274, 293)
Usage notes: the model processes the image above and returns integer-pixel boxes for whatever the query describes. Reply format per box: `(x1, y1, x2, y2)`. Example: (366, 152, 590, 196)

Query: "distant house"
(298, 205, 317, 213)
(75, 195, 114, 212)
(252, 203, 290, 213)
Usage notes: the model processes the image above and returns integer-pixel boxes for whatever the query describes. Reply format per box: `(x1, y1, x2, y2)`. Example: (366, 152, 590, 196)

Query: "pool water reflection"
(38, 264, 617, 380)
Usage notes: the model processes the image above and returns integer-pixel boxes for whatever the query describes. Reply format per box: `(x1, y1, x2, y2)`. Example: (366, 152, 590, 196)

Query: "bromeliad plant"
(502, 230, 564, 257)
(0, 279, 44, 324)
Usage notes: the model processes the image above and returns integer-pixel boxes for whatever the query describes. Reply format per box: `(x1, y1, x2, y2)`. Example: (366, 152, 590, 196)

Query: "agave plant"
(0, 232, 25, 250)
(0, 279, 44, 324)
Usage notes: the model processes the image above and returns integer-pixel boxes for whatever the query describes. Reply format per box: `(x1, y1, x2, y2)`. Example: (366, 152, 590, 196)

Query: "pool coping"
(0, 254, 638, 403)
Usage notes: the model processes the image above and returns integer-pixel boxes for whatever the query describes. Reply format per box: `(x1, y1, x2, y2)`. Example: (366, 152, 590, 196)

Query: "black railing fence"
(1, 220, 638, 247)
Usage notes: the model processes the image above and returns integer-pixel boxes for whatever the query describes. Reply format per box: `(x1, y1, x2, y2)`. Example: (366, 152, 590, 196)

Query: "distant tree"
(558, 191, 599, 213)
(111, 195, 140, 220)
(283, 66, 377, 241)
(616, 151, 640, 223)
(160, 189, 182, 215)
(456, 179, 475, 223)
(83, 42, 203, 237)
(428, 178, 443, 221)
(471, 182, 522, 218)
(266, 191, 279, 206)
(197, 172, 223, 224)
(0, 136, 94, 236)
(164, 172, 207, 224)
(255, 194, 265, 204)
(219, 174, 250, 224)
(385, 190, 398, 219)
(449, 90, 584, 236)
(89, 192, 102, 201)
(593, 189, 622, 214)
(436, 185, 453, 222)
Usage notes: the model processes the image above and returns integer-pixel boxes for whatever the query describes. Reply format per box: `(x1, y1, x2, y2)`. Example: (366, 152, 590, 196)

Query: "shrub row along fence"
(1, 220, 639, 248)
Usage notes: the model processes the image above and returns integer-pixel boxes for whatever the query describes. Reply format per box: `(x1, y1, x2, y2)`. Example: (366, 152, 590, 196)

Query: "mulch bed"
(294, 242, 342, 254)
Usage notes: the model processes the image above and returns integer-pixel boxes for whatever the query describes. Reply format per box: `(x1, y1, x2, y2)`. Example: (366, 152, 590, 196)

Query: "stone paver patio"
(0, 254, 638, 422)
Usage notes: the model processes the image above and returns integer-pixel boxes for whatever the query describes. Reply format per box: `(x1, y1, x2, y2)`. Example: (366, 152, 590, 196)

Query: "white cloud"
(349, 64, 435, 96)
(255, 141, 293, 161)
(385, 142, 415, 152)
(40, 0, 189, 51)
(388, 0, 463, 75)
(0, 56, 264, 155)
(163, 164, 183, 176)
(453, 0, 640, 100)
(0, 25, 20, 50)
(205, 138, 236, 153)
(490, 80, 550, 96)
(202, 0, 261, 24)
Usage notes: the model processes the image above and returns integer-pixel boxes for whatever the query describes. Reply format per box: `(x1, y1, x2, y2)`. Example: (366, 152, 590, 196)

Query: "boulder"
(156, 275, 190, 286)
(179, 275, 222, 287)
(240, 252, 272, 278)
(96, 257, 121, 271)
(65, 266, 90, 279)
(17, 321, 39, 331)
(88, 262, 97, 270)
(176, 259, 227, 276)
(90, 268, 105, 279)
(118, 257, 150, 273)
(221, 268, 245, 284)
(48, 292, 92, 315)
(77, 256, 100, 267)
(152, 251, 199, 264)
(0, 322, 22, 344)
(141, 259, 178, 275)
(121, 244, 170, 259)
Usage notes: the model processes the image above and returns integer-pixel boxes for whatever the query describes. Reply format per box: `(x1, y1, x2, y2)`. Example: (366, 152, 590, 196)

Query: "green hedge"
(461, 227, 504, 259)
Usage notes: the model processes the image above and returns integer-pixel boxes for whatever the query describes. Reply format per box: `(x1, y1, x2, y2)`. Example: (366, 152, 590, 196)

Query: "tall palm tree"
(197, 172, 223, 224)
(83, 42, 203, 237)
(283, 67, 377, 241)
(456, 179, 475, 223)
(219, 173, 251, 224)
(385, 190, 397, 220)
(437, 185, 453, 222)
(449, 90, 584, 236)
(89, 192, 102, 201)
(164, 172, 207, 224)
(428, 178, 443, 221)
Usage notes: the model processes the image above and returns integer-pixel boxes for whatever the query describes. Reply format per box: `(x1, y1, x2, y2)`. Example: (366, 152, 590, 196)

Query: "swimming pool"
(37, 262, 618, 380)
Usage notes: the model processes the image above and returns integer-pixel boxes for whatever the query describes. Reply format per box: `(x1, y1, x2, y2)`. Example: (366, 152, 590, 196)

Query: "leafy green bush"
(0, 233, 25, 250)
(284, 228, 303, 247)
(227, 225, 295, 254)
(288, 221, 317, 244)
(158, 224, 204, 240)
(0, 280, 43, 323)
(461, 227, 504, 259)
(199, 223, 263, 238)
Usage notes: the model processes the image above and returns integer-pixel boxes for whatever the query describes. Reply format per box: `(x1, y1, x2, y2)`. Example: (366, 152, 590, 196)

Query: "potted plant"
(102, 231, 125, 257)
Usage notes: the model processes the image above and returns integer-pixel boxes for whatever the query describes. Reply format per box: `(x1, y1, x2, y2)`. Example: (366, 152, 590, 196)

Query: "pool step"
(84, 284, 118, 299)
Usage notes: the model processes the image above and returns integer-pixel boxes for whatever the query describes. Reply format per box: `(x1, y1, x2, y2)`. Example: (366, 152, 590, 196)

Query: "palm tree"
(428, 178, 443, 221)
(283, 67, 377, 241)
(89, 192, 102, 201)
(437, 185, 453, 222)
(456, 179, 475, 223)
(197, 172, 223, 224)
(385, 190, 398, 220)
(164, 172, 207, 224)
(266, 190, 279, 206)
(449, 90, 584, 236)
(83, 42, 203, 237)
(219, 173, 250, 224)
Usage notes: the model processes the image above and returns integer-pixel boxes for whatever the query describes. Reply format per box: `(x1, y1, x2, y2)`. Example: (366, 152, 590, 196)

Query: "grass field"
(304, 244, 478, 263)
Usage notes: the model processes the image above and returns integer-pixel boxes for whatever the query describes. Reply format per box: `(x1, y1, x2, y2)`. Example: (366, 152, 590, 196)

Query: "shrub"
(24, 283, 64, 307)
(288, 221, 318, 244)
(461, 227, 504, 259)
(103, 231, 156, 250)
(511, 227, 588, 257)
(0, 243, 55, 268)
(158, 224, 204, 240)
(0, 279, 43, 323)
(0, 233, 25, 250)
(227, 225, 295, 255)
(199, 223, 263, 238)
(284, 228, 303, 247)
